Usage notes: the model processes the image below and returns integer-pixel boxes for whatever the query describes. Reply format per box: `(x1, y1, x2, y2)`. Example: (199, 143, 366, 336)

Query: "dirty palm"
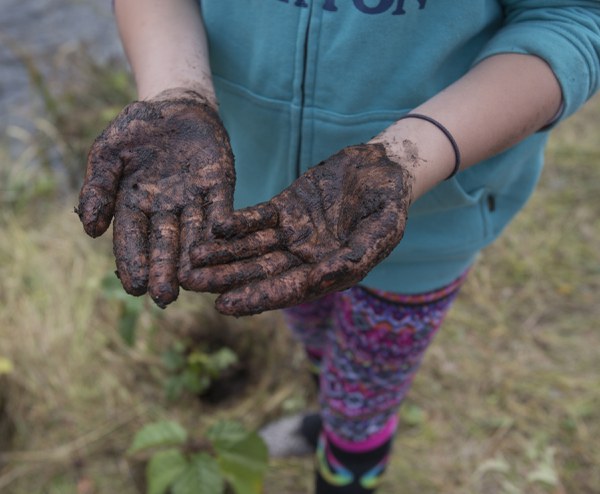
(77, 89, 236, 309)
(189, 144, 412, 316)
(77, 93, 412, 314)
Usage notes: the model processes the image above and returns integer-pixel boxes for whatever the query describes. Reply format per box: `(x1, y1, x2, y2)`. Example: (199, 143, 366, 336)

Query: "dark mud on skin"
(190, 143, 414, 316)
(77, 91, 236, 308)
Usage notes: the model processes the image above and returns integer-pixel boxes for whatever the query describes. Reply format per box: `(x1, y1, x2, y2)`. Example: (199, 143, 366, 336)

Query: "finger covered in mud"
(212, 143, 414, 315)
(212, 203, 279, 239)
(190, 228, 282, 267)
(183, 251, 301, 294)
(148, 212, 180, 308)
(76, 186, 117, 238)
(113, 208, 150, 296)
(77, 133, 124, 237)
(214, 264, 313, 316)
(178, 203, 205, 291)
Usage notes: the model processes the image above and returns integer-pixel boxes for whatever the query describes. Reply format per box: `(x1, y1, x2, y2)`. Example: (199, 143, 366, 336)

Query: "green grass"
(0, 54, 599, 493)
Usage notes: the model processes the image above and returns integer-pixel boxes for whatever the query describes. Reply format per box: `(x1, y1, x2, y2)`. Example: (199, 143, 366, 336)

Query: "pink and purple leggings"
(283, 273, 467, 444)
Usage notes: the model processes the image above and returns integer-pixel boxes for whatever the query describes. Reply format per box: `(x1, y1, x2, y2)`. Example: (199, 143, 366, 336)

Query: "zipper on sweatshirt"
(295, 2, 313, 179)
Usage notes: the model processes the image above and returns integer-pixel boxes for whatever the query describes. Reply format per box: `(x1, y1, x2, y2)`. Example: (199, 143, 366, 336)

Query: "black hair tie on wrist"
(396, 113, 461, 180)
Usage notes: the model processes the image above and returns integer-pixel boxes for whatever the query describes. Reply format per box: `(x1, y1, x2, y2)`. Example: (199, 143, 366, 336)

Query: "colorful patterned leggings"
(283, 273, 467, 443)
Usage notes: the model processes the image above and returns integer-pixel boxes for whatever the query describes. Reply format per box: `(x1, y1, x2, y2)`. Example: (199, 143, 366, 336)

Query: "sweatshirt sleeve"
(473, 1, 600, 122)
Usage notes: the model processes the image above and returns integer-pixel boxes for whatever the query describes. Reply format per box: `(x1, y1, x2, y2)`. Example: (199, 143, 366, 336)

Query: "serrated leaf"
(216, 430, 268, 473)
(171, 453, 224, 494)
(129, 421, 188, 455)
(206, 421, 248, 448)
(226, 472, 264, 494)
(216, 431, 268, 494)
(147, 449, 188, 494)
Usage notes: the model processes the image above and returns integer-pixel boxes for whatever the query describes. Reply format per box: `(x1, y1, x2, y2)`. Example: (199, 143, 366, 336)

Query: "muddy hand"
(76, 89, 235, 308)
(190, 143, 413, 316)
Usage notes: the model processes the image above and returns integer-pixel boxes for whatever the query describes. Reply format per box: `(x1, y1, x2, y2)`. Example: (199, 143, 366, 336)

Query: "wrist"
(138, 79, 218, 110)
(369, 115, 457, 201)
(144, 86, 218, 111)
(115, 0, 217, 109)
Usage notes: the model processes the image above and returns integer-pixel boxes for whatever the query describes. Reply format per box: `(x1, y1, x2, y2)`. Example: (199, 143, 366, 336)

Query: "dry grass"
(0, 56, 599, 493)
(0, 200, 308, 493)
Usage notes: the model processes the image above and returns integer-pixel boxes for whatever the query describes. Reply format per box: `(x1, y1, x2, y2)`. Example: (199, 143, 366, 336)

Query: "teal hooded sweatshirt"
(198, 0, 600, 294)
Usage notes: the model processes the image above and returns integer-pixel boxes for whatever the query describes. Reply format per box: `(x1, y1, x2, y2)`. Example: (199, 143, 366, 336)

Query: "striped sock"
(315, 416, 396, 494)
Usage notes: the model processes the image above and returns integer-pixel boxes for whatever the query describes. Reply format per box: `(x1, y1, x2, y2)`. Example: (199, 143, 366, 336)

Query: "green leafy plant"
(128, 420, 268, 494)
(100, 270, 239, 400)
(162, 343, 239, 401)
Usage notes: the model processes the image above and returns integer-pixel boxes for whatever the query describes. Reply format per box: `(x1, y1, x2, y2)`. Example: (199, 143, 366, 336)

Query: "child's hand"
(77, 89, 235, 308)
(189, 144, 413, 316)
